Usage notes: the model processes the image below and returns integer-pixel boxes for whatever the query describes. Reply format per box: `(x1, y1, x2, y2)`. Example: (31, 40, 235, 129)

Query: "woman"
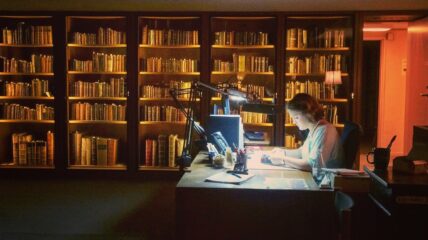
(270, 93, 343, 171)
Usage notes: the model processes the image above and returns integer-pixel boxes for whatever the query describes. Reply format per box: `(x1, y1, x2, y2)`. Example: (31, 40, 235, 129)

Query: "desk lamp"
(324, 70, 342, 99)
(169, 81, 248, 170)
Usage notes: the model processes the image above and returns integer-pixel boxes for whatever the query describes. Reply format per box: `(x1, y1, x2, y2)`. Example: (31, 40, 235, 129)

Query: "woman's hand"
(269, 148, 285, 165)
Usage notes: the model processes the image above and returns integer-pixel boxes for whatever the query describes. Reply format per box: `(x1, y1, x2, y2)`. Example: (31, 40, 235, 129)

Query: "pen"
(230, 173, 242, 178)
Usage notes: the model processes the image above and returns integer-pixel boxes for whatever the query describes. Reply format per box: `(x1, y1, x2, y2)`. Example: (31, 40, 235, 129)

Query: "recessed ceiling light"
(363, 27, 391, 32)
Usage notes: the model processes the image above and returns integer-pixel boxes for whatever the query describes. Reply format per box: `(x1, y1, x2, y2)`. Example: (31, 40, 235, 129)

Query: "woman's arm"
(284, 148, 302, 158)
(284, 155, 311, 171)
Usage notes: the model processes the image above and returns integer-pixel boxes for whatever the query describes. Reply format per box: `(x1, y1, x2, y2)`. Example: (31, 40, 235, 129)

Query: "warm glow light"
(363, 27, 391, 32)
(325, 71, 342, 85)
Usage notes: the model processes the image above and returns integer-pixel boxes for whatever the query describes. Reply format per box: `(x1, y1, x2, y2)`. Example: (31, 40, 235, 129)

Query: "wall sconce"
(324, 70, 342, 99)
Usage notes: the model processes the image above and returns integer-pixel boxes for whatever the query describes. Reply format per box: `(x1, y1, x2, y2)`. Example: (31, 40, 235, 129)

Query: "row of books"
(243, 84, 266, 99)
(213, 56, 273, 73)
(140, 57, 199, 73)
(1, 24, 53, 45)
(143, 134, 184, 167)
(70, 131, 118, 166)
(286, 28, 346, 49)
(70, 78, 126, 97)
(285, 134, 301, 149)
(0, 78, 50, 97)
(235, 54, 273, 73)
(213, 31, 270, 46)
(286, 54, 346, 74)
(141, 81, 191, 98)
(11, 131, 54, 166)
(285, 80, 337, 100)
(241, 111, 270, 124)
(141, 26, 199, 46)
(71, 27, 126, 45)
(0, 55, 54, 73)
(141, 105, 186, 122)
(69, 52, 126, 72)
(70, 102, 126, 121)
(323, 104, 339, 124)
(1, 103, 54, 120)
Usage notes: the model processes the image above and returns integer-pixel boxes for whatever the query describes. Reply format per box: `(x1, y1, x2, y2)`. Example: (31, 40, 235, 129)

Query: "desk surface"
(177, 151, 321, 190)
(176, 151, 336, 240)
(364, 166, 428, 188)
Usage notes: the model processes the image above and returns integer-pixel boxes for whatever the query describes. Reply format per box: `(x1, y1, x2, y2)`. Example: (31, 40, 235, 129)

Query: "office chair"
(335, 191, 354, 240)
(340, 121, 362, 169)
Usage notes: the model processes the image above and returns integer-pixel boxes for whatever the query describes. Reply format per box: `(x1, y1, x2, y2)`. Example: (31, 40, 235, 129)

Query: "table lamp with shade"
(324, 70, 342, 99)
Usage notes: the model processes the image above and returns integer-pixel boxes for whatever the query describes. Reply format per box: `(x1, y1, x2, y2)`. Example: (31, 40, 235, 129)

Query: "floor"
(0, 178, 178, 240)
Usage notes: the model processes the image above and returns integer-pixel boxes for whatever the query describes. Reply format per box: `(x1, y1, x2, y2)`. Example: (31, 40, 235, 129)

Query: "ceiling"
(1, 0, 428, 12)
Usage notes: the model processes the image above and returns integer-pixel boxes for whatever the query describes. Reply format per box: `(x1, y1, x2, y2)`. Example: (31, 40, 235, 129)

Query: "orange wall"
(404, 17, 428, 152)
(366, 30, 408, 156)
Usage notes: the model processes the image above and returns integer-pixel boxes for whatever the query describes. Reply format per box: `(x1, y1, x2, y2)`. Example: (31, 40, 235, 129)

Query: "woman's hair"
(287, 93, 324, 121)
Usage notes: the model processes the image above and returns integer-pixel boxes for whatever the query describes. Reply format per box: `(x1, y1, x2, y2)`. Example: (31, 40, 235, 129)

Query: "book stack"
(0, 54, 53, 73)
(141, 105, 186, 122)
(141, 57, 198, 73)
(286, 27, 345, 49)
(71, 77, 126, 97)
(1, 103, 54, 120)
(1, 78, 50, 97)
(144, 134, 184, 167)
(70, 131, 118, 166)
(287, 54, 345, 74)
(11, 131, 54, 166)
(213, 31, 269, 46)
(240, 111, 269, 124)
(69, 52, 126, 72)
(70, 102, 126, 121)
(71, 27, 126, 45)
(1, 23, 53, 45)
(141, 26, 199, 46)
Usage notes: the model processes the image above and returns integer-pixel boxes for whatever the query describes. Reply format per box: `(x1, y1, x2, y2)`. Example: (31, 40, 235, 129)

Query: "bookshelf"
(66, 16, 127, 170)
(138, 16, 200, 171)
(0, 15, 55, 169)
(210, 16, 277, 146)
(0, 12, 358, 175)
(284, 15, 353, 148)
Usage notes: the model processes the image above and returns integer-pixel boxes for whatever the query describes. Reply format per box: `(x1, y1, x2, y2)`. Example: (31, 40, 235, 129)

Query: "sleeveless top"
(301, 119, 344, 168)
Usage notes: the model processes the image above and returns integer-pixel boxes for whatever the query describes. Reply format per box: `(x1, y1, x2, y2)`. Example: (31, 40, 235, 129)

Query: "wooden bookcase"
(66, 16, 128, 170)
(284, 15, 353, 148)
(0, 12, 357, 175)
(210, 16, 277, 146)
(0, 15, 55, 169)
(138, 16, 201, 171)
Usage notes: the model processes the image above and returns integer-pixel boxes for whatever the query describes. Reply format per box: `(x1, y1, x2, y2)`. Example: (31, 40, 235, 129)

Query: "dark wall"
(0, 0, 428, 12)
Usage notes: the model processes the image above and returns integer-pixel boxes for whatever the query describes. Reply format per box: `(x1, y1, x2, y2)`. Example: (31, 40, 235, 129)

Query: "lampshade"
(324, 70, 342, 85)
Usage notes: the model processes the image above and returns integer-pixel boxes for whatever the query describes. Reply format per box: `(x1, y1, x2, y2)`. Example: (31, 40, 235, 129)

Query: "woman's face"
(288, 109, 312, 130)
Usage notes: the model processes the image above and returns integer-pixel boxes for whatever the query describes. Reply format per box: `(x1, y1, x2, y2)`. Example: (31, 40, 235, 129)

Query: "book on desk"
(324, 168, 370, 192)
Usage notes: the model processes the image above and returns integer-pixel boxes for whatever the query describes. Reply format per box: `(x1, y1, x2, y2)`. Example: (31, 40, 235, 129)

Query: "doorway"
(361, 41, 380, 152)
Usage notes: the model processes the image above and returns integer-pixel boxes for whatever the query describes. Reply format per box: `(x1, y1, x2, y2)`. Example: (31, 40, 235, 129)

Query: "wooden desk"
(364, 166, 428, 239)
(176, 151, 336, 240)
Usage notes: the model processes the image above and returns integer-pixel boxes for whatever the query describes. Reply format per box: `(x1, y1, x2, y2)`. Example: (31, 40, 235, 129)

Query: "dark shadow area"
(0, 178, 177, 240)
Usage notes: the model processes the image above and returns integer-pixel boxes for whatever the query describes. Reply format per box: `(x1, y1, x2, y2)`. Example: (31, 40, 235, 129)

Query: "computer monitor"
(207, 115, 244, 150)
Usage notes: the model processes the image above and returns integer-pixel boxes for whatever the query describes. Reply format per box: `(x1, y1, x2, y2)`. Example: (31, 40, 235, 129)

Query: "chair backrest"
(340, 121, 362, 169)
(335, 191, 354, 240)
